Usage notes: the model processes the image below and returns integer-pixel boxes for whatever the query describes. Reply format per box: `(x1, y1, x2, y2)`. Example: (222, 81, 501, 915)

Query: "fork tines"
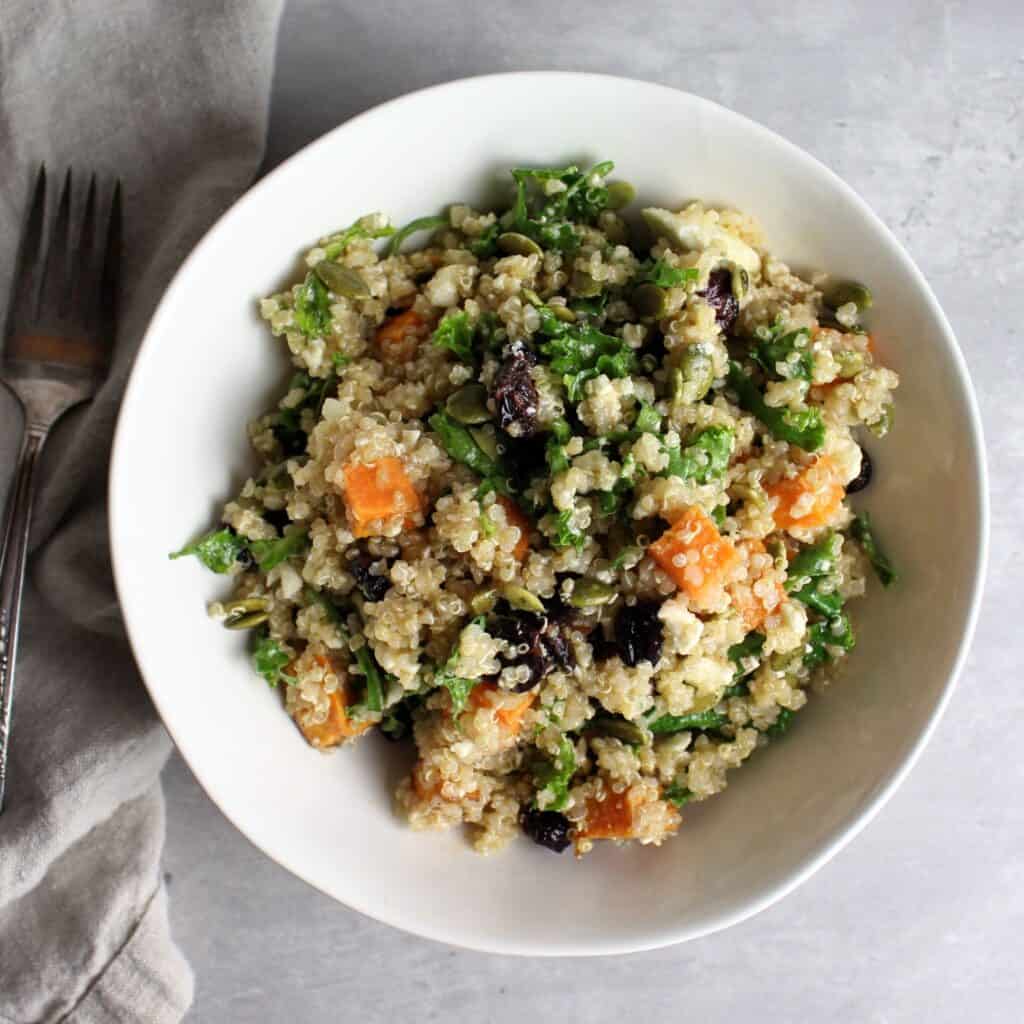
(4, 166, 122, 370)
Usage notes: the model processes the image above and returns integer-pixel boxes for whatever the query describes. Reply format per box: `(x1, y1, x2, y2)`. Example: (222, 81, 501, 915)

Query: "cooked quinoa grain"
(172, 161, 900, 858)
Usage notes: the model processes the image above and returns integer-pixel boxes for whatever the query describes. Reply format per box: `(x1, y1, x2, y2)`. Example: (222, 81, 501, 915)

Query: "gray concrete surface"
(164, 1, 1023, 1019)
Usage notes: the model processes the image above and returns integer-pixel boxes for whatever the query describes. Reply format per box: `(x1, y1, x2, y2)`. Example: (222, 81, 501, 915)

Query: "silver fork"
(0, 168, 121, 812)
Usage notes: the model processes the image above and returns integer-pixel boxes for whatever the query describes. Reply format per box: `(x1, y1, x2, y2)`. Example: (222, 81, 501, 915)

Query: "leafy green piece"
(551, 508, 587, 551)
(292, 272, 333, 338)
(386, 214, 446, 256)
(249, 529, 309, 572)
(536, 308, 637, 402)
(353, 644, 384, 712)
(727, 361, 825, 451)
(634, 401, 662, 435)
(332, 352, 351, 369)
(508, 161, 614, 253)
(322, 218, 395, 260)
(438, 675, 474, 719)
(432, 312, 475, 363)
(380, 696, 420, 741)
(432, 624, 484, 717)
(722, 632, 766, 697)
(851, 512, 898, 587)
(766, 708, 794, 738)
(468, 222, 501, 258)
(648, 709, 728, 735)
(728, 631, 765, 670)
(569, 291, 609, 318)
(533, 736, 576, 811)
(663, 782, 693, 807)
(545, 418, 572, 476)
(598, 453, 639, 517)
(169, 528, 246, 573)
(785, 532, 841, 588)
(252, 633, 295, 688)
(751, 324, 814, 382)
(638, 259, 700, 288)
(804, 612, 856, 670)
(789, 580, 844, 618)
(711, 504, 728, 529)
(784, 533, 847, 616)
(428, 411, 512, 495)
(664, 425, 734, 484)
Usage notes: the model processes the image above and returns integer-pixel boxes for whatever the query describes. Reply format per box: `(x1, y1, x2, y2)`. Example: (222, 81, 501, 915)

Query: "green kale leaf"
(252, 633, 295, 688)
(169, 528, 246, 574)
(249, 529, 309, 572)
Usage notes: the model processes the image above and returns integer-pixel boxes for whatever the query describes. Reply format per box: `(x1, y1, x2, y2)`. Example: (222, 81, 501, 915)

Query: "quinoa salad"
(171, 160, 899, 857)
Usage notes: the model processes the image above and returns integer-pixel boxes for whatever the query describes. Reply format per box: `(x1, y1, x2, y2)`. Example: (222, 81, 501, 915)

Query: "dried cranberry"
(700, 268, 739, 333)
(846, 446, 872, 493)
(490, 608, 574, 689)
(346, 547, 391, 602)
(521, 808, 573, 853)
(614, 601, 663, 667)
(262, 507, 292, 532)
(489, 611, 541, 650)
(493, 343, 539, 438)
(589, 629, 616, 663)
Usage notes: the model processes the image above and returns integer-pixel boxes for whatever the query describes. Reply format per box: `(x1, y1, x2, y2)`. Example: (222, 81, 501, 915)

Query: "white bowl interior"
(111, 74, 986, 954)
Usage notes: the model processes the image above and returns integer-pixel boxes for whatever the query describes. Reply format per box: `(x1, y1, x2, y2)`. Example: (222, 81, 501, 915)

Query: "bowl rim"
(109, 70, 990, 956)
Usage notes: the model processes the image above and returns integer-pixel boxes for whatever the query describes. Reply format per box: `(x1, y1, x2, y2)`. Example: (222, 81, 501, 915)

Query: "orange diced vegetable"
(497, 496, 531, 560)
(297, 686, 372, 748)
(342, 456, 422, 538)
(766, 455, 843, 532)
(579, 790, 634, 840)
(375, 309, 427, 362)
(728, 539, 785, 631)
(649, 506, 740, 602)
(468, 682, 536, 734)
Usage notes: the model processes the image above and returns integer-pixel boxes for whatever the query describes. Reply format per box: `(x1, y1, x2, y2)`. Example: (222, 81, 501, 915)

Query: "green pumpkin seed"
(835, 349, 866, 378)
(549, 304, 577, 324)
(470, 587, 498, 615)
(824, 280, 872, 312)
(632, 283, 667, 319)
(469, 425, 499, 460)
(522, 287, 544, 307)
(499, 584, 545, 614)
(314, 261, 370, 299)
(605, 180, 636, 210)
(445, 383, 491, 425)
(588, 715, 648, 745)
(568, 578, 617, 608)
(675, 345, 714, 404)
(731, 265, 750, 301)
(497, 232, 543, 257)
(224, 610, 270, 630)
(571, 270, 602, 298)
(223, 597, 270, 616)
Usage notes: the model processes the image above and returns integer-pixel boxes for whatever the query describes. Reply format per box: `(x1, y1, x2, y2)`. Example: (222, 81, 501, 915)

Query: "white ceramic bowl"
(110, 73, 988, 955)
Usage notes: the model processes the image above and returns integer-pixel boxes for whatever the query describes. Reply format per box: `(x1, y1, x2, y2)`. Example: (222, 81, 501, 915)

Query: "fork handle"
(0, 426, 45, 813)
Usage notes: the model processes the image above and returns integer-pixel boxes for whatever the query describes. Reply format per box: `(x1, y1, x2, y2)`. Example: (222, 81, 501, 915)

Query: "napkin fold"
(0, 2, 283, 1019)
